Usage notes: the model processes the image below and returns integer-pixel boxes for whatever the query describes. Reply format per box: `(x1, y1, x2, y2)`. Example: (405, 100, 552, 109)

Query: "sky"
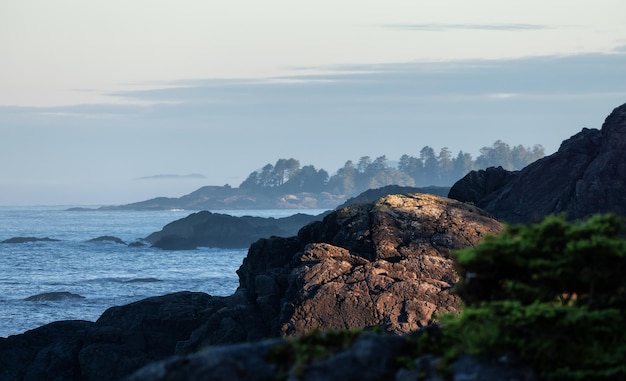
(1, 0, 626, 206)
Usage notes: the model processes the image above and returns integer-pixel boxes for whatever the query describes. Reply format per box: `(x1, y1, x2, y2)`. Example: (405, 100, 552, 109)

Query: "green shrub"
(439, 214, 626, 380)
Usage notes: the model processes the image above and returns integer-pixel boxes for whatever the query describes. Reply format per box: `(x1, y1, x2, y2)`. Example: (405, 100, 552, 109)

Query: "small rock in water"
(24, 291, 86, 301)
(88, 236, 127, 245)
(2, 236, 61, 244)
(125, 277, 162, 283)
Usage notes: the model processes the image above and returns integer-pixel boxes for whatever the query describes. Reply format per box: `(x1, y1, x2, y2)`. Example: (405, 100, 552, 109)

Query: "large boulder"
(181, 193, 503, 351)
(0, 292, 213, 381)
(449, 103, 626, 223)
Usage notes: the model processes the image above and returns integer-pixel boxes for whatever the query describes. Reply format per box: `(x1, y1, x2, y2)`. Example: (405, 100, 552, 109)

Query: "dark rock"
(129, 332, 537, 381)
(1, 236, 61, 244)
(397, 354, 537, 381)
(144, 186, 453, 250)
(447, 166, 518, 205)
(0, 320, 95, 380)
(128, 241, 146, 247)
(124, 278, 162, 283)
(24, 291, 86, 301)
(1, 193, 502, 381)
(0, 292, 213, 381)
(88, 235, 127, 245)
(448, 103, 626, 223)
(127, 339, 283, 381)
(181, 193, 502, 352)
(146, 211, 322, 250)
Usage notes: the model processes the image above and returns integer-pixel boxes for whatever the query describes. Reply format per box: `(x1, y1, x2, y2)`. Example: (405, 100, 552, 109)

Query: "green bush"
(439, 214, 626, 380)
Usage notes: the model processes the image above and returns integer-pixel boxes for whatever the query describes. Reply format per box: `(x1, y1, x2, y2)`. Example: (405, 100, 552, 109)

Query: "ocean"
(0, 206, 326, 338)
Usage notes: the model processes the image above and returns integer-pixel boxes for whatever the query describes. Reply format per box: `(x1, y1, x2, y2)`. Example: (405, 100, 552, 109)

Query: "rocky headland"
(94, 187, 346, 211)
(0, 193, 502, 380)
(144, 185, 449, 250)
(449, 102, 626, 223)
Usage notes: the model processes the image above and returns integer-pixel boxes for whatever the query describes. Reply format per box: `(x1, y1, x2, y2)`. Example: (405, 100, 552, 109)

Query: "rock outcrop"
(0, 193, 502, 380)
(88, 236, 127, 245)
(449, 103, 626, 223)
(180, 193, 502, 351)
(24, 292, 86, 301)
(145, 211, 323, 249)
(0, 292, 213, 381)
(128, 333, 536, 381)
(144, 186, 451, 250)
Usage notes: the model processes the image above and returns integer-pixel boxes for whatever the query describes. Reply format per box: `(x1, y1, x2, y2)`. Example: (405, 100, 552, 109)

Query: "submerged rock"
(88, 235, 127, 245)
(1, 236, 61, 244)
(24, 291, 86, 301)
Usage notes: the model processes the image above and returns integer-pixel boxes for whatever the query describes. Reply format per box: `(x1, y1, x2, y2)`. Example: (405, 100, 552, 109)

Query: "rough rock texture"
(0, 193, 502, 380)
(128, 333, 536, 381)
(0, 292, 213, 381)
(449, 103, 626, 223)
(181, 193, 503, 352)
(143, 186, 451, 250)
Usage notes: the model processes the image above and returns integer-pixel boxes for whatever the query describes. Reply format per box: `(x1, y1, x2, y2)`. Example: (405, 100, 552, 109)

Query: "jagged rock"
(1, 236, 61, 244)
(181, 193, 502, 351)
(447, 166, 517, 205)
(144, 186, 452, 250)
(449, 103, 626, 223)
(0, 292, 213, 381)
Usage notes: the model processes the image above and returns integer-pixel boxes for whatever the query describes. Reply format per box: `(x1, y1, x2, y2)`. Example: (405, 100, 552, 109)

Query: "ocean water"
(0, 206, 326, 338)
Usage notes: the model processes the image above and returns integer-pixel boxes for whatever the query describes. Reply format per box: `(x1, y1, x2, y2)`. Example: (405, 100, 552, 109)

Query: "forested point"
(239, 140, 545, 196)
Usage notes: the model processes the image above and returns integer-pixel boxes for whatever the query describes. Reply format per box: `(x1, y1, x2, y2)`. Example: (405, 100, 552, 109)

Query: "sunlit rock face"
(449, 102, 626, 224)
(236, 193, 503, 338)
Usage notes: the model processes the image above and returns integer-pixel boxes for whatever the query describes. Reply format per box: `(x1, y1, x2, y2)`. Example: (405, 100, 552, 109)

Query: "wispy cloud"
(383, 23, 551, 31)
(136, 174, 206, 180)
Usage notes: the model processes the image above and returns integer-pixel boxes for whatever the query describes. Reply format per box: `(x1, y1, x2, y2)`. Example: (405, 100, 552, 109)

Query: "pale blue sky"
(1, 0, 626, 205)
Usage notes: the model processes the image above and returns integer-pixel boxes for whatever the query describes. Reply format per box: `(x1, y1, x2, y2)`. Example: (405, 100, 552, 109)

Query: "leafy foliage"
(435, 214, 626, 380)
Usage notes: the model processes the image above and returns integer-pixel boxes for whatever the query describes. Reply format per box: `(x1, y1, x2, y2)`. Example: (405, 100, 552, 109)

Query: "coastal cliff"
(449, 102, 626, 223)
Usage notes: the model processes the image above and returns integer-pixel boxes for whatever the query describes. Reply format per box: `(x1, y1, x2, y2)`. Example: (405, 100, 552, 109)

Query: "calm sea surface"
(0, 206, 325, 338)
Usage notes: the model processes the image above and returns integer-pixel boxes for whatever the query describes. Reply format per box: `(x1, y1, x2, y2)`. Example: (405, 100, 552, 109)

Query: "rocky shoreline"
(0, 193, 503, 380)
(1, 103, 625, 380)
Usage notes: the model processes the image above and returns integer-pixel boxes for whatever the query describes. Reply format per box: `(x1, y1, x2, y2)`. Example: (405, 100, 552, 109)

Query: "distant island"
(72, 140, 543, 211)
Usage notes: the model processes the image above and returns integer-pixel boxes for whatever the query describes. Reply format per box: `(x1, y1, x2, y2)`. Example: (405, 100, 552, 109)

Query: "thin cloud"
(136, 174, 206, 180)
(383, 23, 551, 31)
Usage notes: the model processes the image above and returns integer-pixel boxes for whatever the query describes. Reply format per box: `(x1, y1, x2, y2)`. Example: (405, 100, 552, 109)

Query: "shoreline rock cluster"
(0, 193, 502, 380)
